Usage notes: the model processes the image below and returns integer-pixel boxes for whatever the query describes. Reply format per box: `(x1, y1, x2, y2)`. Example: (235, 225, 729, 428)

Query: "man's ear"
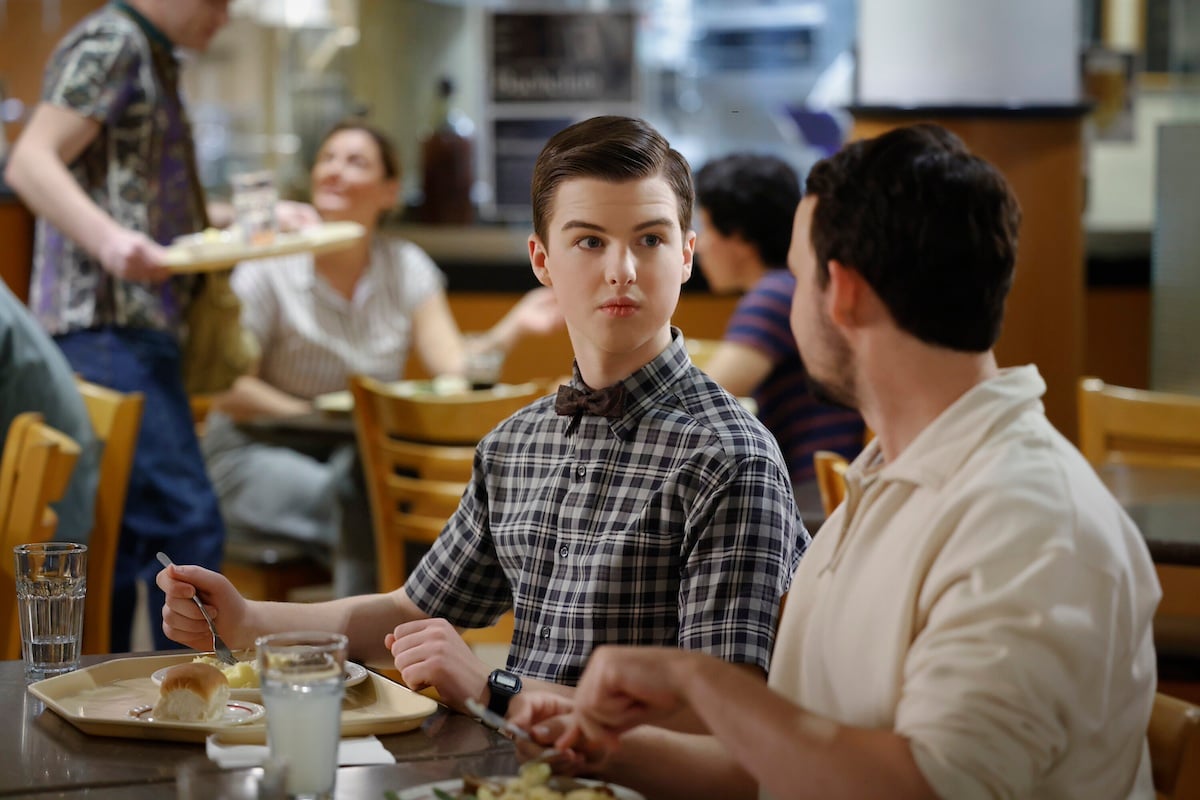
(826, 259, 864, 329)
(529, 235, 552, 287)
(680, 229, 696, 283)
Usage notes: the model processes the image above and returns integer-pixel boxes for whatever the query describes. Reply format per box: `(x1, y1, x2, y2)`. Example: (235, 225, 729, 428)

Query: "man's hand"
(156, 563, 252, 650)
(508, 691, 607, 774)
(97, 228, 172, 283)
(562, 646, 691, 750)
(384, 617, 490, 710)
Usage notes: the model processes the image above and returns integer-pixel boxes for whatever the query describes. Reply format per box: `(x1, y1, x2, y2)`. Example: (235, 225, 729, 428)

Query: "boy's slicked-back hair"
(805, 123, 1022, 352)
(696, 153, 801, 267)
(318, 117, 401, 180)
(530, 115, 694, 243)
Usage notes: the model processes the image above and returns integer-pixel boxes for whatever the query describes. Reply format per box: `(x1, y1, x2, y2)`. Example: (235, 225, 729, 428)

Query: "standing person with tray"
(0, 0, 316, 651)
(201, 118, 563, 597)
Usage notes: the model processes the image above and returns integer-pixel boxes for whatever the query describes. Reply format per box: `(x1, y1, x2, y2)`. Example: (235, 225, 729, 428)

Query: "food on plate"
(192, 654, 261, 689)
(151, 662, 230, 722)
(411, 762, 618, 800)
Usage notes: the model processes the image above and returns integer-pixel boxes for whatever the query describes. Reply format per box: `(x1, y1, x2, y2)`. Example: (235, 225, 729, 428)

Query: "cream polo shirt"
(767, 366, 1160, 799)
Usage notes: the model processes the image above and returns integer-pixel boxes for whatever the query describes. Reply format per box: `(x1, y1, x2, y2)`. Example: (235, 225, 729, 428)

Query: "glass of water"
(14, 542, 87, 684)
(256, 631, 348, 800)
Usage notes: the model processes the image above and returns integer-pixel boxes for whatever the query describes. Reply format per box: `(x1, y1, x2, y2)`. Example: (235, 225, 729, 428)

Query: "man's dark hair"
(805, 123, 1022, 352)
(696, 153, 800, 267)
(531, 116, 694, 244)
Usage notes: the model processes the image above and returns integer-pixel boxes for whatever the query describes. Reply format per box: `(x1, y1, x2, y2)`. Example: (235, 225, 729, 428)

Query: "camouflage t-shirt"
(30, 4, 204, 337)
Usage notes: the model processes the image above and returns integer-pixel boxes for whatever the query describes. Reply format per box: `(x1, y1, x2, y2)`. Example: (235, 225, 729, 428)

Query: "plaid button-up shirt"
(405, 329, 807, 685)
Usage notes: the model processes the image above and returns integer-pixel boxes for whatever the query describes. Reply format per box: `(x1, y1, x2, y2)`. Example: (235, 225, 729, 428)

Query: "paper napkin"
(205, 734, 396, 768)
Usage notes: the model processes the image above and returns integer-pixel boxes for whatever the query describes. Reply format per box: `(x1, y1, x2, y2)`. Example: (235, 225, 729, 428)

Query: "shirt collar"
(566, 326, 691, 440)
(113, 1, 175, 50)
(851, 365, 1048, 490)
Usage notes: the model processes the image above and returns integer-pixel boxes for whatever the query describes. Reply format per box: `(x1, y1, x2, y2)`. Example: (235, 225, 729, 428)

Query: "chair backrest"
(0, 412, 40, 534)
(0, 414, 82, 660)
(75, 379, 144, 655)
(350, 375, 478, 591)
(813, 450, 849, 519)
(361, 378, 542, 445)
(1149, 692, 1200, 799)
(1078, 377, 1200, 469)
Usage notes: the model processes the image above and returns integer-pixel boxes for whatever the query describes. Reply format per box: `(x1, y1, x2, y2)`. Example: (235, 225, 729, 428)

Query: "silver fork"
(155, 551, 238, 665)
(465, 697, 562, 762)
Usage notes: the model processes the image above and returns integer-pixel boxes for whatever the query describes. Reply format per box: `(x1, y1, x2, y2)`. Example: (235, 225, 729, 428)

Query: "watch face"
(492, 671, 520, 692)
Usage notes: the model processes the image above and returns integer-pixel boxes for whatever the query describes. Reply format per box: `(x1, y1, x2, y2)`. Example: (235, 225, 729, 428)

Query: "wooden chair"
(350, 374, 529, 645)
(75, 380, 144, 655)
(0, 414, 82, 660)
(1078, 377, 1200, 698)
(1149, 692, 1200, 800)
(1078, 377, 1200, 469)
(813, 450, 850, 519)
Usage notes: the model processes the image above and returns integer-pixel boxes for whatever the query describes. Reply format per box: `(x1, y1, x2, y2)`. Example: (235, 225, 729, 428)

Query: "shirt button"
(575, 465, 587, 479)
(541, 626, 551, 639)
(558, 544, 569, 558)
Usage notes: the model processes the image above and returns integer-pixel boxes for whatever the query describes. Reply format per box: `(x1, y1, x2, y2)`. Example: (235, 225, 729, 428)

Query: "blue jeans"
(55, 327, 225, 652)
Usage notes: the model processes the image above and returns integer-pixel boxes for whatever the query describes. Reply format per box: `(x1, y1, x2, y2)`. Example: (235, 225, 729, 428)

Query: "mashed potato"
(192, 655, 260, 689)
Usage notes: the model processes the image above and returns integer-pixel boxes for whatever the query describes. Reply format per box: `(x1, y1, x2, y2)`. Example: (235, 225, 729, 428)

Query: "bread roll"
(152, 662, 230, 722)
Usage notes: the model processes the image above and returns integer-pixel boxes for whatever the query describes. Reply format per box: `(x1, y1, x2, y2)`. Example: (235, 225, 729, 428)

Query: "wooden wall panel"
(0, 1, 106, 138)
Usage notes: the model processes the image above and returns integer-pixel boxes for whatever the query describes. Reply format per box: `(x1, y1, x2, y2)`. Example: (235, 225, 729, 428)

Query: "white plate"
(393, 777, 645, 800)
(127, 699, 265, 726)
(151, 660, 369, 700)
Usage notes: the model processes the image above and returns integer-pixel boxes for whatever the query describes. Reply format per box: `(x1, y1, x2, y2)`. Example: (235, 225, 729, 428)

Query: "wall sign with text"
(489, 12, 636, 104)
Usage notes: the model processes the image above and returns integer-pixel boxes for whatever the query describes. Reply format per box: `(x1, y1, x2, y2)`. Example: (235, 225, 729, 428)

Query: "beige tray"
(28, 653, 438, 744)
(163, 221, 365, 272)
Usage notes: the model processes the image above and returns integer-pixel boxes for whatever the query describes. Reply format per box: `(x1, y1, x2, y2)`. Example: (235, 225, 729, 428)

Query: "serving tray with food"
(27, 652, 436, 744)
(162, 221, 366, 272)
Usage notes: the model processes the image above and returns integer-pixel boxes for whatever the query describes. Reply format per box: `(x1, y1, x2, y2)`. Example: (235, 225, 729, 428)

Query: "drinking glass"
(230, 170, 278, 245)
(256, 631, 347, 800)
(14, 543, 87, 684)
(462, 333, 505, 389)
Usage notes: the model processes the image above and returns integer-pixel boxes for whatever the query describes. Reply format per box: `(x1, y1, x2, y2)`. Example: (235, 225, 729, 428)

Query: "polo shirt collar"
(113, 1, 174, 50)
(856, 364, 1047, 489)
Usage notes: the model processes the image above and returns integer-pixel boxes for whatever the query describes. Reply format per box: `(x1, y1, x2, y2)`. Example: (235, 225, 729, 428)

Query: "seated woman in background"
(202, 118, 561, 596)
(694, 153, 864, 514)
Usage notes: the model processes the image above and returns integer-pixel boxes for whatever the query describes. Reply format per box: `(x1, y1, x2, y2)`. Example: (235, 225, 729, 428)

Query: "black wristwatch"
(486, 668, 522, 717)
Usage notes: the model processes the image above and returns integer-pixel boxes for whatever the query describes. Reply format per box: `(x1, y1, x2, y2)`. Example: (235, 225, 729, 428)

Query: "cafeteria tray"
(163, 221, 365, 272)
(27, 652, 438, 744)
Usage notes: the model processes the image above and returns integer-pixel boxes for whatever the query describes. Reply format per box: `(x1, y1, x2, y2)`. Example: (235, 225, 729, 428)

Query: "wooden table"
(5, 653, 517, 798)
(1098, 463, 1200, 567)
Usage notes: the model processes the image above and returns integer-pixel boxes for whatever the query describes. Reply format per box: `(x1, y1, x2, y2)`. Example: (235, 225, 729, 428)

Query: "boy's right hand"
(98, 228, 173, 284)
(156, 564, 250, 651)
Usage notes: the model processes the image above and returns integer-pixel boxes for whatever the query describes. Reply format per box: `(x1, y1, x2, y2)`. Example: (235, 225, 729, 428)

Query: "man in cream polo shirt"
(516, 124, 1161, 800)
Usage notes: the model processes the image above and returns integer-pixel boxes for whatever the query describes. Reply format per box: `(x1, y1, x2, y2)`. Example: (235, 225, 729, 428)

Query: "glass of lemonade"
(256, 631, 348, 800)
(14, 543, 87, 684)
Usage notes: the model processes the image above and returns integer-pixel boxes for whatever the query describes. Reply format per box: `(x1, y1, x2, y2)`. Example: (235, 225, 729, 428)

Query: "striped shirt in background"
(405, 329, 807, 685)
(725, 270, 865, 486)
(231, 237, 444, 398)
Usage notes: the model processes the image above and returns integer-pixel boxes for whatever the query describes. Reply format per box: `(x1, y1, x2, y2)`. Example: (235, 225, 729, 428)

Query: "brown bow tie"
(555, 383, 628, 421)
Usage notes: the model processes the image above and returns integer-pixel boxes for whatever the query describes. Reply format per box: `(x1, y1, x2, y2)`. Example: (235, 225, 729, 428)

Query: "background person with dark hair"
(516, 124, 1160, 800)
(694, 153, 864, 498)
